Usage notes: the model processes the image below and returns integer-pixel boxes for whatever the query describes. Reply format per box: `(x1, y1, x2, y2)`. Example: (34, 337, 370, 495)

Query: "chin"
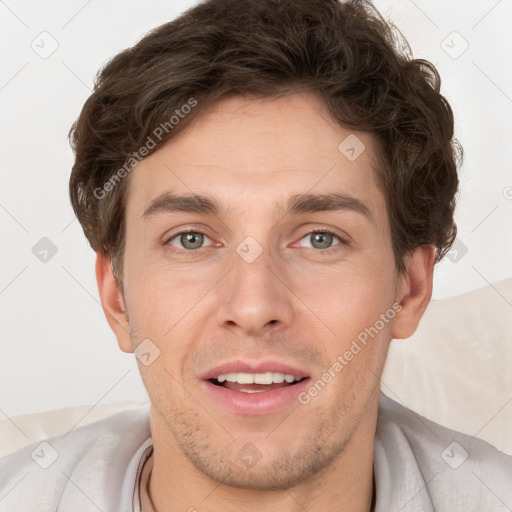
(174, 426, 349, 492)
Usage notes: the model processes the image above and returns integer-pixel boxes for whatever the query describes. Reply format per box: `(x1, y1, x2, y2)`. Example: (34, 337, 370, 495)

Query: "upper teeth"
(216, 372, 300, 385)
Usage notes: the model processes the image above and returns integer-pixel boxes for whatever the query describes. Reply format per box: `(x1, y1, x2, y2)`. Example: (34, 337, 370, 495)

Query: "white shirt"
(1, 393, 511, 511)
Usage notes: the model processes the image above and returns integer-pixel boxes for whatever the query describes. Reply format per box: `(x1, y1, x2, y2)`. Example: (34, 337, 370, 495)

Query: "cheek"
(123, 260, 218, 366)
(294, 268, 397, 395)
(323, 288, 391, 357)
(306, 271, 396, 402)
(291, 257, 395, 328)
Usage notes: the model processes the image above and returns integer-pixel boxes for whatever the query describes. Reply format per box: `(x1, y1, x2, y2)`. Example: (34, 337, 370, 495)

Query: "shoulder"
(375, 393, 512, 511)
(0, 403, 151, 512)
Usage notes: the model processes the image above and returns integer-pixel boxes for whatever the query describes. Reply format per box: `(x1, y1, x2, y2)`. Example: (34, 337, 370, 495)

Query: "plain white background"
(0, 0, 511, 423)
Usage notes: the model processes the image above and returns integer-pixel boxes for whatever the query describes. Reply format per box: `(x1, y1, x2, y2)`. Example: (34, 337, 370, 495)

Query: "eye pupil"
(181, 232, 204, 250)
(311, 232, 333, 249)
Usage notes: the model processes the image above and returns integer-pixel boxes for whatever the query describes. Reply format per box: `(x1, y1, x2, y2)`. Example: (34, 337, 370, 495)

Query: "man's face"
(119, 93, 401, 490)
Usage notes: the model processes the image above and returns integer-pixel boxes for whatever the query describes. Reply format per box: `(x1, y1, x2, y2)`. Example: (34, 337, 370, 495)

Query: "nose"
(215, 242, 294, 337)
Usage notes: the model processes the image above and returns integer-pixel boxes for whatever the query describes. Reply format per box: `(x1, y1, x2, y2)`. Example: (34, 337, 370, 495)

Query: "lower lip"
(200, 379, 311, 415)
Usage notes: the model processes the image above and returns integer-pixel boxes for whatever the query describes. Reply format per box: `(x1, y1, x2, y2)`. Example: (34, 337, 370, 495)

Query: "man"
(1, 0, 510, 510)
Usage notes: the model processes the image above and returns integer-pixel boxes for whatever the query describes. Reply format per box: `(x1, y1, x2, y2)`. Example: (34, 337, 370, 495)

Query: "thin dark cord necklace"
(144, 448, 157, 512)
(146, 466, 157, 512)
(370, 467, 376, 511)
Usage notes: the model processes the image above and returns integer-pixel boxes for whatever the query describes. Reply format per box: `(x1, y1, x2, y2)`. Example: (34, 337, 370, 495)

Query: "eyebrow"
(142, 191, 372, 221)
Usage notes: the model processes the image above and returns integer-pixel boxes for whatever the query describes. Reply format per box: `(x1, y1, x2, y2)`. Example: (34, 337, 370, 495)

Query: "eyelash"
(164, 227, 345, 255)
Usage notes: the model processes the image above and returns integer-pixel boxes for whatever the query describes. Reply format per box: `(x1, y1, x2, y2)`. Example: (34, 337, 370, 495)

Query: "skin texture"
(96, 93, 435, 512)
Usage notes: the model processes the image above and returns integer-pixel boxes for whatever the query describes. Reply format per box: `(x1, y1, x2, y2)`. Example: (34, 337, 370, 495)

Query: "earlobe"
(95, 252, 133, 353)
(391, 245, 436, 340)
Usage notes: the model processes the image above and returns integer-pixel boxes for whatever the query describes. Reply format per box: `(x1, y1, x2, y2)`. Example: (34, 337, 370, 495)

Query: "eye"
(297, 230, 342, 251)
(167, 230, 212, 251)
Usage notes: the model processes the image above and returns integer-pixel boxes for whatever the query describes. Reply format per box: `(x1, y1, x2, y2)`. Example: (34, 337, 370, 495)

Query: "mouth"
(200, 362, 311, 415)
(209, 372, 306, 393)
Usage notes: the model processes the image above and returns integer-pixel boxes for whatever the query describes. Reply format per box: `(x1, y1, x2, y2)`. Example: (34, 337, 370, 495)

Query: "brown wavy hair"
(69, 0, 460, 287)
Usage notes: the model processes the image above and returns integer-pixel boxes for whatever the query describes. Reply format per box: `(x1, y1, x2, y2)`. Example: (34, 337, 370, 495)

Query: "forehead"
(125, 93, 385, 222)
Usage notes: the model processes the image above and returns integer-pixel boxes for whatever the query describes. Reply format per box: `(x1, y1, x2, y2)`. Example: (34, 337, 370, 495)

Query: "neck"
(145, 403, 377, 512)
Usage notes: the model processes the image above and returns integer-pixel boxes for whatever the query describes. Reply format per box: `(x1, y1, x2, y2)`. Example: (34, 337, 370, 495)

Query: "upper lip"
(200, 359, 310, 381)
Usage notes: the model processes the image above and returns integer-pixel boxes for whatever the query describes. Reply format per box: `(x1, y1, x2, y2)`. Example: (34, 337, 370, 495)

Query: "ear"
(95, 252, 133, 353)
(391, 245, 436, 340)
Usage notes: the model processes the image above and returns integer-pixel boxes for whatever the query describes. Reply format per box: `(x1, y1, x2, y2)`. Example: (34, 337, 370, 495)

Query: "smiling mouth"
(208, 372, 307, 393)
